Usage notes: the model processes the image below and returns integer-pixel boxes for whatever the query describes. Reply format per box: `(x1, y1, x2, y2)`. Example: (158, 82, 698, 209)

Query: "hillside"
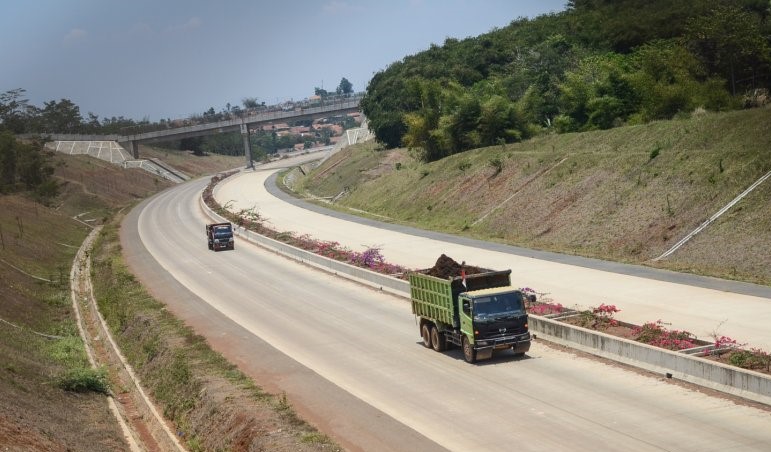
(0, 153, 178, 449)
(361, 0, 770, 160)
(0, 149, 339, 450)
(296, 106, 771, 286)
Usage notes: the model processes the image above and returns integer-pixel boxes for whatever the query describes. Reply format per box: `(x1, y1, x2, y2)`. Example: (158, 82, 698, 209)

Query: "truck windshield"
(214, 229, 232, 238)
(473, 292, 524, 320)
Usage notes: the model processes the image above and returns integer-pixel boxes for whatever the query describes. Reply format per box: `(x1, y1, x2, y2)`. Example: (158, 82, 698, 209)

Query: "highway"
(216, 166, 771, 351)
(123, 156, 771, 451)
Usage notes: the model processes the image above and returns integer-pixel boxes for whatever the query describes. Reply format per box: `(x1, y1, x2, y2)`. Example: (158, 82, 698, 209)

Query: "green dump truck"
(409, 269, 531, 363)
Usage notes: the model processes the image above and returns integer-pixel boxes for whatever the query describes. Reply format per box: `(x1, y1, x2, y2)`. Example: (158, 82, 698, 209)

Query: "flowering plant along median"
(204, 171, 771, 375)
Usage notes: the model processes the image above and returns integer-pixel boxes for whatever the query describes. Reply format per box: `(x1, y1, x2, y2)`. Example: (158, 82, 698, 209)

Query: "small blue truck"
(206, 222, 234, 251)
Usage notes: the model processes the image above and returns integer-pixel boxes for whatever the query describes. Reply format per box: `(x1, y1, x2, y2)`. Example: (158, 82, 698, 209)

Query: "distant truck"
(409, 269, 531, 363)
(206, 222, 234, 251)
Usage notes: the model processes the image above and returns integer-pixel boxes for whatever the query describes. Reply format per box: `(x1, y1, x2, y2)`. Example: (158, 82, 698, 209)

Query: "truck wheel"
(421, 324, 432, 348)
(431, 327, 446, 352)
(462, 337, 476, 364)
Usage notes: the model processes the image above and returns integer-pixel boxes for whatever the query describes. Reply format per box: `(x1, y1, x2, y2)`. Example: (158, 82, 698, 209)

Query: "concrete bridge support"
(119, 139, 139, 159)
(241, 123, 253, 169)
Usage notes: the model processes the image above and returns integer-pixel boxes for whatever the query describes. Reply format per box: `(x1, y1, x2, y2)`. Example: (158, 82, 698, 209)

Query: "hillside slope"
(2, 149, 327, 450)
(297, 107, 771, 286)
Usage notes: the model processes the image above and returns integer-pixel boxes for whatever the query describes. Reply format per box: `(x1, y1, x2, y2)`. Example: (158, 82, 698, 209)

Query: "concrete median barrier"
(200, 191, 771, 406)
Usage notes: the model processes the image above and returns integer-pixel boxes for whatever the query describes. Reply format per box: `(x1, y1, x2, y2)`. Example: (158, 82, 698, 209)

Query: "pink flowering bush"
(713, 335, 739, 350)
(571, 304, 621, 330)
(203, 175, 407, 276)
(529, 303, 565, 316)
(633, 320, 697, 351)
(593, 304, 620, 327)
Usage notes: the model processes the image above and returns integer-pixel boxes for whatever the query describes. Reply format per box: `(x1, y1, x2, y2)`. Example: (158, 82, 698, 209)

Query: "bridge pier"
(117, 139, 140, 158)
(241, 123, 253, 169)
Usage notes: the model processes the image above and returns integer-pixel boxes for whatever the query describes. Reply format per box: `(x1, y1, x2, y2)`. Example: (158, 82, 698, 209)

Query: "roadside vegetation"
(0, 152, 153, 449)
(2, 0, 770, 447)
(362, 0, 770, 161)
(0, 138, 340, 449)
(90, 218, 339, 451)
(294, 106, 771, 286)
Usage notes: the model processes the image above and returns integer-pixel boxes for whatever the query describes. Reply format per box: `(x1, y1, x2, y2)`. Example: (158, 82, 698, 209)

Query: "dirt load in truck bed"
(419, 254, 490, 279)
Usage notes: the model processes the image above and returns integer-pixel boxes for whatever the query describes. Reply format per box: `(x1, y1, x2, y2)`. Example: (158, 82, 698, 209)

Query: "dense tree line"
(0, 132, 57, 202)
(0, 76, 356, 138)
(0, 88, 151, 135)
(361, 0, 771, 161)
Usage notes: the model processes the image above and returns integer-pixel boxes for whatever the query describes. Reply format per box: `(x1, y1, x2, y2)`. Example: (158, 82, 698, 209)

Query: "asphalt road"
(122, 159, 771, 451)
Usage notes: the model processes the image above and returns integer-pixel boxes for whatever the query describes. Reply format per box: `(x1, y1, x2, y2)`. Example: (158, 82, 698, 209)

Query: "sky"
(1, 0, 567, 122)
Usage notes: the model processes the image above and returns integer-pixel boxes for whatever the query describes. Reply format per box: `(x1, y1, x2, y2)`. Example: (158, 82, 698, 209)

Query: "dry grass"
(299, 107, 771, 285)
(1, 146, 324, 450)
(138, 144, 245, 178)
(0, 193, 127, 450)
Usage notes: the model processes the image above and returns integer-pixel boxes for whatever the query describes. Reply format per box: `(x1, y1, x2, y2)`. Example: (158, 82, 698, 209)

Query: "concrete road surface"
(215, 166, 771, 351)
(122, 168, 771, 451)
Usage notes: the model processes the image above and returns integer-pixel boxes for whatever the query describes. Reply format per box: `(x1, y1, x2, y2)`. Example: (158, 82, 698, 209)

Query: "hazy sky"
(1, 0, 567, 121)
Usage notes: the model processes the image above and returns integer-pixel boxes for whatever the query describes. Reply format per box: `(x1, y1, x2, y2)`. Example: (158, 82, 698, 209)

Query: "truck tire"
(462, 336, 476, 364)
(421, 324, 432, 348)
(431, 327, 446, 352)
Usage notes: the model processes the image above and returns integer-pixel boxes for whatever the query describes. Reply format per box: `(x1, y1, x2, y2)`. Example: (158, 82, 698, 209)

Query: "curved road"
(216, 166, 771, 351)
(122, 158, 771, 451)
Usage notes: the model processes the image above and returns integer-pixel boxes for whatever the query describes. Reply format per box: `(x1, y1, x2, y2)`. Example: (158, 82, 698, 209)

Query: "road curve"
(121, 162, 771, 451)
(216, 168, 771, 351)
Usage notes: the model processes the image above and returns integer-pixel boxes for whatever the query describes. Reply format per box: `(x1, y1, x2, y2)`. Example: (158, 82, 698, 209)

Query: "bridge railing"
(120, 92, 364, 138)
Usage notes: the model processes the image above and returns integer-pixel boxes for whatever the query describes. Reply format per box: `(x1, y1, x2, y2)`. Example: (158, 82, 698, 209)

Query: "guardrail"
(126, 96, 362, 142)
(199, 184, 771, 406)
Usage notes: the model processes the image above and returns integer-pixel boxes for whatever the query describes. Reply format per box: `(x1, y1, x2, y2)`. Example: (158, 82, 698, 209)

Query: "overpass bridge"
(119, 94, 362, 168)
(37, 94, 362, 169)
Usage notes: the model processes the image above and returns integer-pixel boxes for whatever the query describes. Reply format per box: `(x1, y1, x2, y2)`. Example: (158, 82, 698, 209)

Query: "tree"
(315, 87, 329, 98)
(336, 77, 354, 95)
(557, 53, 639, 130)
(37, 99, 83, 133)
(0, 88, 34, 134)
(624, 39, 729, 122)
(0, 132, 57, 201)
(242, 97, 260, 109)
(0, 131, 17, 189)
(84, 112, 101, 133)
(685, 4, 771, 95)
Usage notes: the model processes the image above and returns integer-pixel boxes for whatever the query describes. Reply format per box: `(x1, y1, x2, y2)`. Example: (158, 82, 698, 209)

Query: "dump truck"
(410, 269, 531, 363)
(206, 222, 234, 251)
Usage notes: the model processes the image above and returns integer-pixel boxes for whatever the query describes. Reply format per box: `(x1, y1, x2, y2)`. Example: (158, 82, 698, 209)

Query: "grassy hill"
(0, 153, 176, 449)
(1, 149, 339, 450)
(296, 106, 771, 286)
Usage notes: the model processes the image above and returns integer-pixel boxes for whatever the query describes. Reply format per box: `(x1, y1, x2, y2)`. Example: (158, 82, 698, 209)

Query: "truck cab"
(206, 222, 234, 251)
(459, 287, 530, 362)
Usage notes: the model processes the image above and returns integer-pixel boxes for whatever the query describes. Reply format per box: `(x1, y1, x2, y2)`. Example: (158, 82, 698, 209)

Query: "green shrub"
(489, 157, 503, 176)
(56, 366, 110, 394)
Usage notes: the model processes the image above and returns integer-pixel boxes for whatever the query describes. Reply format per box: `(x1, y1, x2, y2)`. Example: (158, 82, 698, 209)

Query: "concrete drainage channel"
(200, 195, 771, 407)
